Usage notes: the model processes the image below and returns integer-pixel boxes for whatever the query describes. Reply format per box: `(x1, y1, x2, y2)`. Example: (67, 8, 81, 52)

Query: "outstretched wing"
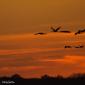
(51, 27, 56, 32)
(75, 30, 81, 35)
(34, 32, 46, 35)
(81, 29, 85, 32)
(55, 26, 61, 31)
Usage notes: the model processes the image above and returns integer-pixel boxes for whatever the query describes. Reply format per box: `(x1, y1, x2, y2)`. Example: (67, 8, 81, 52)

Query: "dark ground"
(0, 73, 85, 85)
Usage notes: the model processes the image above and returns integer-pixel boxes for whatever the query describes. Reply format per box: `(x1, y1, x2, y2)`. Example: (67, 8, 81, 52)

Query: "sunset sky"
(0, 0, 85, 34)
(0, 0, 85, 78)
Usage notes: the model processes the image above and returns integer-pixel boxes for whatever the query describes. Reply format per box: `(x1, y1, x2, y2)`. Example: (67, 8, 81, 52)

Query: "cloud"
(0, 33, 85, 77)
(40, 55, 85, 64)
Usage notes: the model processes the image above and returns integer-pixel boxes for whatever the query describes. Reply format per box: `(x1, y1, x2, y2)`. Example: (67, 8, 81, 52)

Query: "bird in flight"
(34, 32, 46, 35)
(50, 26, 61, 32)
(74, 45, 84, 48)
(64, 45, 72, 48)
(75, 29, 85, 35)
(59, 31, 71, 33)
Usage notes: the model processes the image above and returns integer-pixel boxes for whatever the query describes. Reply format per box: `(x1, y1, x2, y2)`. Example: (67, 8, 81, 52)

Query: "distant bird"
(75, 46, 80, 48)
(51, 26, 61, 32)
(34, 32, 46, 35)
(75, 29, 85, 35)
(59, 31, 71, 33)
(64, 45, 72, 48)
(80, 45, 84, 48)
(75, 45, 84, 48)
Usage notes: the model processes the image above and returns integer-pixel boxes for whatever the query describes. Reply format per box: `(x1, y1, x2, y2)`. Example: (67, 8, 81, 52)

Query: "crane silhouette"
(64, 45, 72, 48)
(74, 45, 84, 48)
(75, 29, 85, 35)
(51, 26, 61, 32)
(34, 32, 46, 35)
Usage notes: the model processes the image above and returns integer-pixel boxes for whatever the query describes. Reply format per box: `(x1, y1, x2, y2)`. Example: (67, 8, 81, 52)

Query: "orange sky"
(0, 33, 85, 78)
(0, 0, 85, 34)
(0, 0, 85, 78)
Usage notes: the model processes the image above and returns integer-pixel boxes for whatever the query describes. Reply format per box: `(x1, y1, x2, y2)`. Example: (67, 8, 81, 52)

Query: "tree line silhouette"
(0, 73, 85, 85)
